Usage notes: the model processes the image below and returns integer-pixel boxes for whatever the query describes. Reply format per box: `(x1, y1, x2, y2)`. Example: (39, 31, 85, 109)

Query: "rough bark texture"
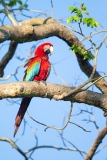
(85, 126, 107, 160)
(0, 81, 107, 113)
(0, 41, 17, 77)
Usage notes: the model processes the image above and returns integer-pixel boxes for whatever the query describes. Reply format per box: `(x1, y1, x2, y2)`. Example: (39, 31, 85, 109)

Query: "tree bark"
(0, 81, 107, 113)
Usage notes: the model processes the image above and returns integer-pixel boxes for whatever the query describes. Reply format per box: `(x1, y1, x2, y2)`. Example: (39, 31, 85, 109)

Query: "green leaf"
(23, 4, 28, 8)
(17, 0, 23, 5)
(67, 3, 99, 28)
(8, 0, 17, 7)
(67, 15, 81, 23)
(70, 44, 94, 60)
(82, 17, 99, 28)
(68, 6, 76, 11)
(82, 10, 89, 15)
(6, 0, 28, 9)
(80, 3, 86, 11)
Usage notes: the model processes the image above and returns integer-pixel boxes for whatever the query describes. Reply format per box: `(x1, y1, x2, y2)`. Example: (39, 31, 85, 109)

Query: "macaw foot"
(40, 80, 47, 86)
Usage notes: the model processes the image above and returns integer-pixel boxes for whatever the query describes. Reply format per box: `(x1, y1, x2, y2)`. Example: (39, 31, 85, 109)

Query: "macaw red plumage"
(14, 42, 53, 137)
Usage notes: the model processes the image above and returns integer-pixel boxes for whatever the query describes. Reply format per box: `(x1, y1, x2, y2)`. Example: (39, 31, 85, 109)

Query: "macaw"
(14, 42, 53, 137)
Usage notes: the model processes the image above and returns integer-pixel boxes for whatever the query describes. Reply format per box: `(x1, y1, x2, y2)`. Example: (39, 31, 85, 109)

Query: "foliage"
(0, 0, 28, 9)
(70, 44, 94, 60)
(67, 3, 99, 28)
(67, 3, 97, 60)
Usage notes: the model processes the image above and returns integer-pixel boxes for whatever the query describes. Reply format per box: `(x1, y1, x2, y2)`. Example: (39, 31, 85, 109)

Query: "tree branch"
(1, 0, 17, 26)
(85, 126, 107, 160)
(19, 17, 56, 26)
(0, 81, 107, 113)
(0, 41, 18, 77)
(27, 102, 73, 131)
(25, 145, 87, 155)
(0, 137, 28, 160)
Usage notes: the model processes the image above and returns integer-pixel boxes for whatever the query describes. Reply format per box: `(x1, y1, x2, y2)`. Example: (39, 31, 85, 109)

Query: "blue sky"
(0, 0, 107, 160)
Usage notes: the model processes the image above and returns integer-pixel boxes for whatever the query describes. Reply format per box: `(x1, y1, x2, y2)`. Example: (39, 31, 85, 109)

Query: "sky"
(0, 0, 107, 160)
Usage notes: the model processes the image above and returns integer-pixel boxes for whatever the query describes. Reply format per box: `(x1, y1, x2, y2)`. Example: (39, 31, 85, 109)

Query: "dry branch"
(85, 126, 107, 160)
(25, 145, 87, 155)
(0, 137, 28, 159)
(19, 18, 56, 26)
(0, 81, 107, 113)
(0, 41, 17, 77)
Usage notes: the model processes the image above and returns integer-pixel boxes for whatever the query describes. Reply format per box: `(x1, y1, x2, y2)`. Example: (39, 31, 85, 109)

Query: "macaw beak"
(45, 46, 54, 55)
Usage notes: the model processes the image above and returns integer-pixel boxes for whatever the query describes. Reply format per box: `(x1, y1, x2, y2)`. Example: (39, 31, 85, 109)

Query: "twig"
(95, 144, 107, 155)
(91, 109, 100, 133)
(6, 98, 21, 105)
(25, 120, 38, 159)
(69, 121, 91, 132)
(77, 108, 100, 133)
(0, 8, 49, 17)
(26, 120, 38, 146)
(78, 21, 83, 34)
(59, 134, 86, 159)
(0, 137, 28, 160)
(81, 30, 107, 42)
(25, 145, 87, 155)
(97, 33, 107, 49)
(0, 62, 24, 80)
(83, 74, 107, 91)
(72, 107, 92, 116)
(1, 0, 17, 26)
(51, 66, 68, 85)
(50, 0, 54, 18)
(66, 24, 96, 47)
(24, 9, 49, 17)
(27, 102, 73, 131)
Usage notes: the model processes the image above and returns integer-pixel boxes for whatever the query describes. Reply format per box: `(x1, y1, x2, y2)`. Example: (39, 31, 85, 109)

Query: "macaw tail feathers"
(14, 97, 32, 137)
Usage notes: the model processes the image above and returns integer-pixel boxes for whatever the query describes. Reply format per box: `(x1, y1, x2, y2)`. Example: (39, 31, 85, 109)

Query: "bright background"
(0, 0, 107, 160)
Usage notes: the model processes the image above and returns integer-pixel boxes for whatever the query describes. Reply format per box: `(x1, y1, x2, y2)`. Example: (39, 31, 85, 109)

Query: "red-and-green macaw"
(14, 42, 54, 137)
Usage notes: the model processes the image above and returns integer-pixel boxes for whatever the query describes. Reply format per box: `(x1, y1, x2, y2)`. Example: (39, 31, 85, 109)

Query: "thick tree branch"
(0, 41, 18, 77)
(19, 17, 56, 26)
(85, 126, 107, 160)
(0, 20, 106, 94)
(0, 81, 107, 114)
(75, 54, 107, 94)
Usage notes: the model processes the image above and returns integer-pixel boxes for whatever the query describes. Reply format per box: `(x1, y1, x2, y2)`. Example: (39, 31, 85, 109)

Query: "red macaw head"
(34, 42, 54, 57)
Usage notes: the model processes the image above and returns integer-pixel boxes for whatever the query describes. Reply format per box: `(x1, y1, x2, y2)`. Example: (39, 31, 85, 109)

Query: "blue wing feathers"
(25, 60, 41, 81)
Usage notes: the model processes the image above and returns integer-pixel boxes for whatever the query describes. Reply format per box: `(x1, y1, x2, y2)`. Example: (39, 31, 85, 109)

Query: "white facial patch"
(44, 45, 54, 55)
(50, 46, 54, 55)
